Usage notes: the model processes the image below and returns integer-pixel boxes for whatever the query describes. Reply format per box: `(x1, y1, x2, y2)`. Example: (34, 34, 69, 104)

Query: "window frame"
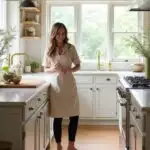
(47, 1, 141, 64)
(0, 0, 6, 30)
(111, 4, 141, 62)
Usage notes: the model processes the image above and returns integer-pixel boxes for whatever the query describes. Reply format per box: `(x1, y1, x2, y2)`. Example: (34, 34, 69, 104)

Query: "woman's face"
(55, 27, 66, 44)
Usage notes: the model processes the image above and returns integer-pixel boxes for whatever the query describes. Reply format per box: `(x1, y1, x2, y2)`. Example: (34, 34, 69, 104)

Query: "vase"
(145, 57, 150, 79)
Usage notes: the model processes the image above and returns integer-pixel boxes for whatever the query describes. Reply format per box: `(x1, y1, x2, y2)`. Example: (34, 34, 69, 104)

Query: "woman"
(42, 22, 81, 150)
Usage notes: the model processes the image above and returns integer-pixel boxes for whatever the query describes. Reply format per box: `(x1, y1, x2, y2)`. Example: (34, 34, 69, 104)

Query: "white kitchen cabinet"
(24, 109, 38, 150)
(75, 74, 117, 120)
(0, 87, 51, 150)
(95, 85, 117, 118)
(77, 84, 94, 118)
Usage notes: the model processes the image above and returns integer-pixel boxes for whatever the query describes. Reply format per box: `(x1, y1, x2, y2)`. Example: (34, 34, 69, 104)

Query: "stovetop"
(124, 76, 150, 88)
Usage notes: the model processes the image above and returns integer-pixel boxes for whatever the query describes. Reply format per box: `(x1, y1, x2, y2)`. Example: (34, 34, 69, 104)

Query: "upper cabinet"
(20, 0, 42, 39)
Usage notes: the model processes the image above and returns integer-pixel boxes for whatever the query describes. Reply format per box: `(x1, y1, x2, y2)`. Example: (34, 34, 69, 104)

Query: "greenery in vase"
(124, 26, 150, 58)
(0, 27, 16, 58)
(30, 61, 40, 70)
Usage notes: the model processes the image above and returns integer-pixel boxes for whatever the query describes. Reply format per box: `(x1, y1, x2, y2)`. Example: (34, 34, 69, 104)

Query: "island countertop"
(130, 89, 150, 111)
(0, 73, 58, 105)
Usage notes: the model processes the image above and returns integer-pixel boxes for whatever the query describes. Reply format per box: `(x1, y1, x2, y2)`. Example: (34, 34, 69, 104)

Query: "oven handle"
(117, 91, 127, 107)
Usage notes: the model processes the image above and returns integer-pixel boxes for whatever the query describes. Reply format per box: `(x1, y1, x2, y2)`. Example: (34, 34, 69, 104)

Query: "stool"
(0, 141, 13, 150)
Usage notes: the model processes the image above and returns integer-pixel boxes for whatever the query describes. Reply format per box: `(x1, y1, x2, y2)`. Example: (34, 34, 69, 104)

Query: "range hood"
(21, 0, 35, 7)
(130, 1, 150, 11)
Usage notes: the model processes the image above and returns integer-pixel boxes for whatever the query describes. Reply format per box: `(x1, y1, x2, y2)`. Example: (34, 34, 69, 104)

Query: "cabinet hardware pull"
(130, 124, 134, 128)
(38, 98, 41, 101)
(37, 116, 41, 119)
(132, 107, 136, 112)
(90, 88, 93, 90)
(40, 112, 43, 115)
(106, 78, 110, 81)
(28, 107, 34, 111)
(136, 115, 140, 119)
(96, 88, 100, 90)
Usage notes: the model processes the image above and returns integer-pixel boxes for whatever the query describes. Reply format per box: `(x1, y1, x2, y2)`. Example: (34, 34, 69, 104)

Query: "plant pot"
(145, 57, 150, 79)
(31, 67, 41, 73)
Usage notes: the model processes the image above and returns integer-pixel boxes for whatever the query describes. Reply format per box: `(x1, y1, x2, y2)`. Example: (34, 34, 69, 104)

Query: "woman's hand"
(54, 63, 64, 72)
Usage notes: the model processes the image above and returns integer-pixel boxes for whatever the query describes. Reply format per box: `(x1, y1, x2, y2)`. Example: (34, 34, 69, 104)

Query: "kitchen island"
(0, 74, 58, 150)
(129, 89, 150, 150)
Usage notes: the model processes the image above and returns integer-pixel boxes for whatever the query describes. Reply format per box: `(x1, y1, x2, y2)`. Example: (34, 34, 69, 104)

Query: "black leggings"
(53, 116, 79, 143)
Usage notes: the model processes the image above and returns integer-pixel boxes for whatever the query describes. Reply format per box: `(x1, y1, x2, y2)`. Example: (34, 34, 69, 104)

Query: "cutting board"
(0, 79, 45, 88)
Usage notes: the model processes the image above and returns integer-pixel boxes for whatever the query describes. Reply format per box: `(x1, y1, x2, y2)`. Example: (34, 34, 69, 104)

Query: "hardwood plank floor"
(50, 125, 120, 150)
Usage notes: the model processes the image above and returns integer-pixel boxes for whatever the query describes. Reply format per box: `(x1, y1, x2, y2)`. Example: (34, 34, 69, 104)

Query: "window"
(80, 4, 108, 60)
(0, 0, 6, 29)
(48, 2, 140, 63)
(50, 5, 75, 44)
(113, 6, 139, 61)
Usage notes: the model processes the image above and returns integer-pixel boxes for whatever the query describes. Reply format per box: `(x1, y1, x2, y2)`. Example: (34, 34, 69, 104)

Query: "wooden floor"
(50, 125, 120, 150)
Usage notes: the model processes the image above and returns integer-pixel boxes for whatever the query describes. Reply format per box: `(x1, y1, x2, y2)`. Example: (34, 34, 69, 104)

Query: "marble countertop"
(130, 89, 150, 111)
(0, 71, 144, 105)
(0, 73, 58, 105)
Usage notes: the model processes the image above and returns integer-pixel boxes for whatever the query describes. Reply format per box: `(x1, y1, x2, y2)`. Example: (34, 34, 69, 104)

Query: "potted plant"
(124, 26, 150, 79)
(30, 61, 40, 73)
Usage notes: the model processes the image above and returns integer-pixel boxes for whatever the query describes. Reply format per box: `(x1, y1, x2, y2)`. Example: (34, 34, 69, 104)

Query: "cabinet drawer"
(95, 76, 117, 84)
(74, 76, 93, 84)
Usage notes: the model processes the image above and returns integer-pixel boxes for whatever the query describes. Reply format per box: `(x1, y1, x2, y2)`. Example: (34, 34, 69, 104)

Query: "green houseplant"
(30, 61, 40, 73)
(125, 26, 150, 79)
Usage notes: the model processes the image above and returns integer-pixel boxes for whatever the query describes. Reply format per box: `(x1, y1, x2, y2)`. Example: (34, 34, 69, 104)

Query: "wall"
(6, 0, 25, 64)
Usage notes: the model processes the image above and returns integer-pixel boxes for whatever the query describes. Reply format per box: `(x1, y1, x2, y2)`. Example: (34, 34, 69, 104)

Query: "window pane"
(113, 34, 139, 59)
(114, 6, 138, 32)
(51, 6, 75, 31)
(80, 4, 108, 60)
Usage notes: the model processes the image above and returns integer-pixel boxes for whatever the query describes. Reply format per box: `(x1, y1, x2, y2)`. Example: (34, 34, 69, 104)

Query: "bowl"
(131, 63, 144, 72)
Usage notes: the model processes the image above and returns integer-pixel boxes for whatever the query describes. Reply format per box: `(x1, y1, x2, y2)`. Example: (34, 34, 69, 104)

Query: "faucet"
(7, 53, 29, 67)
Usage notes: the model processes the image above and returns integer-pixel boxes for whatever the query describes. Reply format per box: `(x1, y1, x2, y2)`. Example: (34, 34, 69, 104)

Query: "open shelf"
(22, 21, 40, 25)
(21, 36, 41, 40)
(21, 7, 40, 12)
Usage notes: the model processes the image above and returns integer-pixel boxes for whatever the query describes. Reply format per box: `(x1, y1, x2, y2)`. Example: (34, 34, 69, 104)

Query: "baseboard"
(62, 119, 118, 126)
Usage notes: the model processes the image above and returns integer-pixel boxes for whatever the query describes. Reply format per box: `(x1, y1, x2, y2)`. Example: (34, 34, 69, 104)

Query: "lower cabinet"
(95, 85, 117, 118)
(77, 84, 94, 118)
(24, 101, 50, 150)
(76, 74, 117, 119)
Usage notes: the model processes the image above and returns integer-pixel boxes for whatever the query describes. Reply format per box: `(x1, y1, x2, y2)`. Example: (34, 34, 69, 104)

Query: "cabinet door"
(95, 85, 117, 118)
(24, 111, 37, 150)
(135, 126, 143, 150)
(77, 85, 94, 118)
(43, 102, 50, 149)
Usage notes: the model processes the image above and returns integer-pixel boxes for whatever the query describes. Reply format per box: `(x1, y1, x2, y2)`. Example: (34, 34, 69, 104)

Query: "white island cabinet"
(0, 84, 53, 150)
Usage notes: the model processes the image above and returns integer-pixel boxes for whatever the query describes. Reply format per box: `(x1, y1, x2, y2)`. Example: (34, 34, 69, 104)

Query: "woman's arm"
(70, 64, 80, 72)
(64, 64, 80, 73)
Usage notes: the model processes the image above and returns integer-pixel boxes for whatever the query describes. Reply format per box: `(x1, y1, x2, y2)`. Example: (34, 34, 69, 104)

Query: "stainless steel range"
(117, 76, 150, 150)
